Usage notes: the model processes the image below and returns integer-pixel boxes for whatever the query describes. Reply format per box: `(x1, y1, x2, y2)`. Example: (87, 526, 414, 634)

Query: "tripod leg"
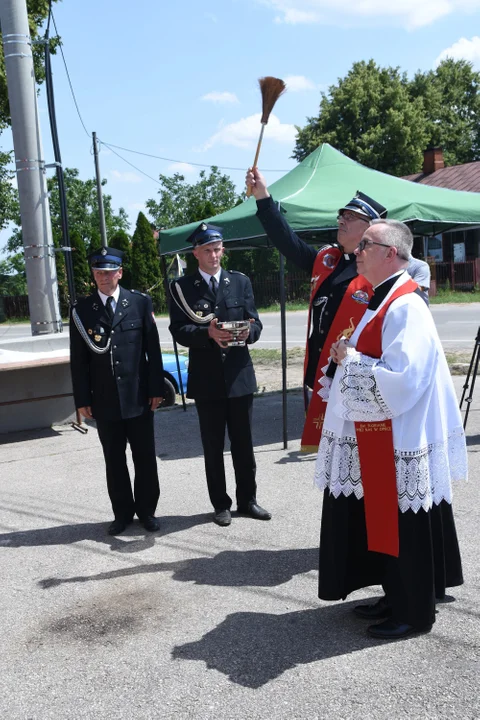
(463, 343, 480, 430)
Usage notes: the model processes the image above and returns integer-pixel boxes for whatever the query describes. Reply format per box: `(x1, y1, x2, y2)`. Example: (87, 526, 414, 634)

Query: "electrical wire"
(100, 142, 163, 185)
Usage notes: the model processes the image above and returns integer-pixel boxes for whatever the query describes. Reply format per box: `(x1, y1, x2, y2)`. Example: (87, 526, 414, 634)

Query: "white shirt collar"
(198, 268, 221, 285)
(97, 285, 120, 307)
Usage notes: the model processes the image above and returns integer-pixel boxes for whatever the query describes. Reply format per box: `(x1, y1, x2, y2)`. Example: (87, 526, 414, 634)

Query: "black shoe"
(353, 596, 392, 620)
(107, 518, 131, 536)
(367, 619, 432, 640)
(141, 516, 161, 532)
(213, 509, 232, 526)
(237, 502, 271, 520)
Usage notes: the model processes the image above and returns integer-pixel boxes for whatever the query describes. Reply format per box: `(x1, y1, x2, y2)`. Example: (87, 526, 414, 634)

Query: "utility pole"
(0, 0, 62, 335)
(92, 132, 107, 247)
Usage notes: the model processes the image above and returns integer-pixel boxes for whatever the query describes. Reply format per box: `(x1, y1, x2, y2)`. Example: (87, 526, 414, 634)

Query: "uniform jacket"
(169, 268, 262, 399)
(70, 286, 164, 421)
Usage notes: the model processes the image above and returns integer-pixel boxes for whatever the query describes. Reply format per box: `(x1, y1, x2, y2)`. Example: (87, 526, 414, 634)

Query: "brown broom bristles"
(259, 76, 287, 124)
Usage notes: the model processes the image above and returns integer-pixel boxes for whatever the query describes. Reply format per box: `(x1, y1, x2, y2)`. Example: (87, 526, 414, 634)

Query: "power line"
(98, 141, 291, 173)
(50, 9, 91, 139)
(100, 141, 162, 185)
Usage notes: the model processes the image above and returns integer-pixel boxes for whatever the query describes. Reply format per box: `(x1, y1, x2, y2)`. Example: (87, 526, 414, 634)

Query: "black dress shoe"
(367, 619, 432, 639)
(353, 596, 392, 620)
(237, 502, 272, 520)
(141, 516, 161, 532)
(213, 509, 232, 526)
(107, 519, 130, 536)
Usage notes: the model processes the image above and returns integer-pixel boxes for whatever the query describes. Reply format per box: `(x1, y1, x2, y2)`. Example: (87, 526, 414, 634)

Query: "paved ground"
(0, 379, 479, 720)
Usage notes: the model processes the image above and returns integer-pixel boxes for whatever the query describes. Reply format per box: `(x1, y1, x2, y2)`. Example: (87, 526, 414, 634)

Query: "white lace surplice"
(314, 276, 468, 513)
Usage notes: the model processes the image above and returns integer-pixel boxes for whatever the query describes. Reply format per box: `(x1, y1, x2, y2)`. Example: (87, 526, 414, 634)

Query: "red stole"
(301, 247, 372, 452)
(354, 278, 418, 557)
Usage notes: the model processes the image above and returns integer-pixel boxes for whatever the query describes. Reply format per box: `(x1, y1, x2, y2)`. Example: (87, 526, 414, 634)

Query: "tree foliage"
(109, 230, 132, 289)
(293, 59, 480, 175)
(130, 212, 164, 311)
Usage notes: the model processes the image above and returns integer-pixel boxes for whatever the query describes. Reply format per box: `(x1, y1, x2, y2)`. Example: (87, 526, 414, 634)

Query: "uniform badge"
(196, 311, 203, 317)
(121, 298, 129, 308)
(194, 279, 201, 287)
(92, 302, 99, 311)
(94, 334, 102, 342)
(101, 248, 107, 256)
(204, 304, 208, 309)
(224, 277, 230, 285)
(351, 290, 369, 305)
(88, 328, 93, 335)
(323, 254, 336, 268)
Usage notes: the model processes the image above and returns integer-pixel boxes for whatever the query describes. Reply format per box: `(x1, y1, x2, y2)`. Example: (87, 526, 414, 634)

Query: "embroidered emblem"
(311, 275, 320, 285)
(323, 254, 336, 268)
(196, 311, 203, 317)
(313, 296, 328, 307)
(88, 328, 93, 335)
(352, 290, 369, 305)
(92, 302, 99, 311)
(337, 317, 356, 341)
(121, 298, 129, 308)
(101, 248, 107, 256)
(224, 277, 230, 285)
(313, 413, 325, 429)
(94, 334, 102, 342)
(194, 279, 201, 286)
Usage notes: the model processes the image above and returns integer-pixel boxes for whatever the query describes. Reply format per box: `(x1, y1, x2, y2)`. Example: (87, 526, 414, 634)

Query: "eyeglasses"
(357, 239, 392, 252)
(337, 211, 369, 223)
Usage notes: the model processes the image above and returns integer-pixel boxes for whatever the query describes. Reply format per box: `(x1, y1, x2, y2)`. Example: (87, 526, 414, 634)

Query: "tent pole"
(279, 252, 288, 449)
(160, 256, 187, 412)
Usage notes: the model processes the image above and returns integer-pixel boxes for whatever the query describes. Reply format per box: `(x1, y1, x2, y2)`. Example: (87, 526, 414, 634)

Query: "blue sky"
(2, 0, 480, 244)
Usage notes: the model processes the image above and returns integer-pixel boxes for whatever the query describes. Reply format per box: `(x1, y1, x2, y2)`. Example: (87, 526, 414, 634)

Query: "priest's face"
(336, 210, 370, 254)
(354, 225, 396, 284)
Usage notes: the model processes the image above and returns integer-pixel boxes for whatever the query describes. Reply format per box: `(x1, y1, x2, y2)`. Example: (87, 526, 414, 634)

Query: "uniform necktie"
(106, 295, 115, 322)
(210, 276, 217, 295)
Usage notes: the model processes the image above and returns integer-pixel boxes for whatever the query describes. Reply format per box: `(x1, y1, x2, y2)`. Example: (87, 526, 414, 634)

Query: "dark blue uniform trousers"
(195, 394, 257, 511)
(96, 410, 160, 522)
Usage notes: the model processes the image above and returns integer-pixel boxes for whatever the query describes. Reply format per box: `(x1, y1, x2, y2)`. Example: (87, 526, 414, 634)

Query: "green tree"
(130, 212, 164, 311)
(110, 230, 132, 289)
(293, 60, 429, 176)
(70, 229, 91, 298)
(409, 59, 480, 166)
(0, 253, 27, 295)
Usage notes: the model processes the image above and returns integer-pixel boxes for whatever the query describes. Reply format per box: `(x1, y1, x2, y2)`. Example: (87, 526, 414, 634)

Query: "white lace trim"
(314, 426, 467, 513)
(317, 363, 332, 401)
(335, 349, 393, 422)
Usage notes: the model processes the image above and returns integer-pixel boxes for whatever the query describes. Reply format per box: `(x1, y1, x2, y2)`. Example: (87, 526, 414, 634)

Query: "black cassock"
(70, 286, 164, 523)
(169, 269, 262, 511)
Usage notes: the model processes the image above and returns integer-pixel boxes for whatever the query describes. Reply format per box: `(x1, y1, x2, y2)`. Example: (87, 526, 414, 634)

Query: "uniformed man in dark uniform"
(245, 167, 387, 451)
(70, 247, 164, 535)
(168, 223, 271, 527)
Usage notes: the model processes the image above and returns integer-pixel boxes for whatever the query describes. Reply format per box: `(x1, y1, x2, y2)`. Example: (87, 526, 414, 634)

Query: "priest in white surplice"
(314, 219, 466, 640)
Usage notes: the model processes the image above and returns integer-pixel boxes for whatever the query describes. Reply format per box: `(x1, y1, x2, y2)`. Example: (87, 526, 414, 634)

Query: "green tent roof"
(159, 144, 480, 255)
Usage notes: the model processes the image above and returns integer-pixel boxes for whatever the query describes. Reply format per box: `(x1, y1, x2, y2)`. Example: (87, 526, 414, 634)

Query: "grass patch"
(249, 347, 304, 365)
(430, 290, 480, 304)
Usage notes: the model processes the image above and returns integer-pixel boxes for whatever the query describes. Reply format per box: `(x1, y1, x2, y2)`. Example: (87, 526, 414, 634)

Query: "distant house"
(403, 148, 480, 290)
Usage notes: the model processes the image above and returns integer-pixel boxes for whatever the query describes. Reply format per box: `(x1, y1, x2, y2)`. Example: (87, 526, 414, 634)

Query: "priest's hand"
(330, 339, 349, 364)
(245, 167, 270, 200)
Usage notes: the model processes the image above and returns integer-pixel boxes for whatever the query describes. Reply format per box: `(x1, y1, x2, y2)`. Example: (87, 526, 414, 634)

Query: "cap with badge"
(339, 191, 387, 221)
(186, 222, 224, 248)
(89, 246, 124, 270)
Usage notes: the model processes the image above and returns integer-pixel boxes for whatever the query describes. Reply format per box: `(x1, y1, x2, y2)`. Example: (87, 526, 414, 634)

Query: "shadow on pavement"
(172, 604, 391, 688)
(0, 426, 63, 445)
(36, 547, 317, 590)
(0, 513, 211, 552)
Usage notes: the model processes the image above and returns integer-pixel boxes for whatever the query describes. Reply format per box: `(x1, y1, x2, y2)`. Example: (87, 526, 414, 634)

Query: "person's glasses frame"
(357, 239, 392, 253)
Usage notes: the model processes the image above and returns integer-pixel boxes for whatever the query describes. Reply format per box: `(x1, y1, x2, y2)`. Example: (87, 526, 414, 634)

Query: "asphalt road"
(1, 303, 480, 352)
(0, 379, 478, 719)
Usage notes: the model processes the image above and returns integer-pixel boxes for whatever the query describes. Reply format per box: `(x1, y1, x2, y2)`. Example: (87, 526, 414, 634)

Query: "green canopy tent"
(159, 144, 480, 446)
(159, 143, 480, 255)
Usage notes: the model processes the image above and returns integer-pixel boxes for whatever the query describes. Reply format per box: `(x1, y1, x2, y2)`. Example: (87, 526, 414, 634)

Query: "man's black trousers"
(195, 394, 257, 511)
(96, 410, 160, 522)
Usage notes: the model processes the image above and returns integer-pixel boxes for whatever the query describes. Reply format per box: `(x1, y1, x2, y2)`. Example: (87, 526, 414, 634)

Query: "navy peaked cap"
(187, 222, 224, 248)
(89, 246, 124, 270)
(339, 191, 387, 221)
